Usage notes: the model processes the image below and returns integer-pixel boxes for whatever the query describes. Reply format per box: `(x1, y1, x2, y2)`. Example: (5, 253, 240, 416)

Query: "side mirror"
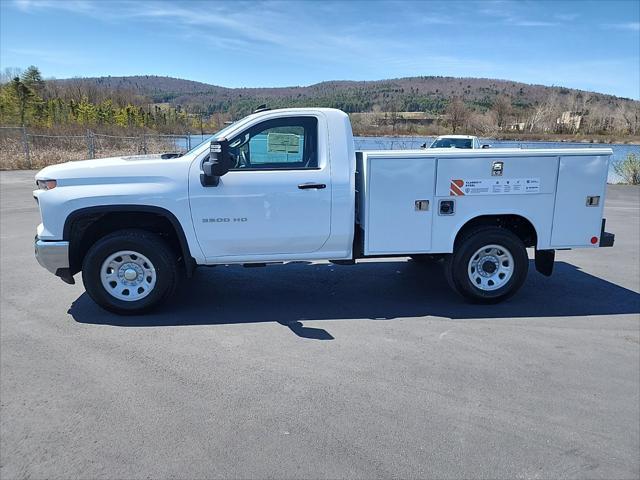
(201, 139, 231, 186)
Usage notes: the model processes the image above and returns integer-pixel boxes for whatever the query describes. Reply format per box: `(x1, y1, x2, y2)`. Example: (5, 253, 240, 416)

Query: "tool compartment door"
(551, 154, 609, 248)
(364, 156, 436, 255)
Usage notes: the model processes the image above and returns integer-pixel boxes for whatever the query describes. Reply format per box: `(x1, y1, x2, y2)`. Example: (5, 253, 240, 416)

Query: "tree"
(492, 95, 512, 129)
(0, 67, 23, 85)
(384, 99, 401, 132)
(468, 110, 498, 136)
(618, 104, 640, 135)
(528, 93, 558, 133)
(0, 67, 47, 126)
(10, 77, 34, 126)
(76, 98, 98, 125)
(613, 153, 640, 185)
(21, 66, 45, 96)
(445, 97, 469, 133)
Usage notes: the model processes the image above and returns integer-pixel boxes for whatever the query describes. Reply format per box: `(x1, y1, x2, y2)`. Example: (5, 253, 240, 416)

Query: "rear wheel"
(82, 229, 178, 315)
(444, 226, 528, 303)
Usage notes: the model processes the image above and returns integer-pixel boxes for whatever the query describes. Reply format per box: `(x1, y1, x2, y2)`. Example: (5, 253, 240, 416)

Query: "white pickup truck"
(429, 135, 484, 149)
(34, 108, 615, 314)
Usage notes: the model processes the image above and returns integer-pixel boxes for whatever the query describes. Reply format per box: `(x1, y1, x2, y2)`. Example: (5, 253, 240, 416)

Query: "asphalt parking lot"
(1, 170, 639, 479)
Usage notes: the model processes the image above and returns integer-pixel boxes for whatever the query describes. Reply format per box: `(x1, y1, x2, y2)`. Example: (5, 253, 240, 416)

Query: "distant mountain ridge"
(53, 74, 638, 116)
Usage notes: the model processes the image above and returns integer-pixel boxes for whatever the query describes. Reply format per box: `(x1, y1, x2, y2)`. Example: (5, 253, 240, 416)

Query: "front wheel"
(444, 226, 529, 303)
(82, 229, 178, 315)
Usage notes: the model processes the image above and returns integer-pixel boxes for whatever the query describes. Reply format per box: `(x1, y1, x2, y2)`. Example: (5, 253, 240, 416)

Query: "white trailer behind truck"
(34, 108, 614, 314)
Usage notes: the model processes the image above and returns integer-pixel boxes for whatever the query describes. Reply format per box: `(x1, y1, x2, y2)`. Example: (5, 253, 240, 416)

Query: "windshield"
(430, 138, 473, 149)
(183, 120, 241, 156)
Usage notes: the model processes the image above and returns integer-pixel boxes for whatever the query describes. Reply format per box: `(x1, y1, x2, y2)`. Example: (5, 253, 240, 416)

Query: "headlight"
(36, 179, 57, 190)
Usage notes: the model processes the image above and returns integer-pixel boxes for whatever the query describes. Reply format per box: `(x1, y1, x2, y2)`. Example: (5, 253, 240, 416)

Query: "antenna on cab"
(253, 104, 270, 113)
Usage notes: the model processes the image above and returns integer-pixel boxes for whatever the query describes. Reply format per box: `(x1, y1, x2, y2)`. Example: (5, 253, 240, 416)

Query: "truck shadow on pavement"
(69, 260, 640, 340)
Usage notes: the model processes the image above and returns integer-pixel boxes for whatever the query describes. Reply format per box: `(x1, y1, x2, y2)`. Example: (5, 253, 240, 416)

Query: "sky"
(1, 0, 639, 99)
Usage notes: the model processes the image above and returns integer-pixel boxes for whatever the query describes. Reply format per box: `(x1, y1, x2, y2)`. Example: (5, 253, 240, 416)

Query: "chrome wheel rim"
(100, 250, 156, 301)
(467, 244, 514, 291)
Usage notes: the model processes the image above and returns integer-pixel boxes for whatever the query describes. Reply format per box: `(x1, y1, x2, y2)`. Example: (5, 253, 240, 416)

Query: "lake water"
(354, 137, 640, 183)
(184, 134, 639, 183)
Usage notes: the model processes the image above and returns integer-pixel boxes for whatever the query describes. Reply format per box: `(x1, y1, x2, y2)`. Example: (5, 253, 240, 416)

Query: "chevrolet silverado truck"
(34, 108, 615, 314)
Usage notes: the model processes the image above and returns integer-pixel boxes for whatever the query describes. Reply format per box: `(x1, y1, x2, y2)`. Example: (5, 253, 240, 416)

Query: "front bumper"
(35, 236, 70, 275)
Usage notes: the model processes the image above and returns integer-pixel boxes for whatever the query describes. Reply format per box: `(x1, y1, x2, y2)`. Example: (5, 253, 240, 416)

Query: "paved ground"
(1, 170, 639, 479)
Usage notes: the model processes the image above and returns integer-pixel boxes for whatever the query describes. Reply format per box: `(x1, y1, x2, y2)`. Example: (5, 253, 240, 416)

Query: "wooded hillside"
(2, 67, 638, 138)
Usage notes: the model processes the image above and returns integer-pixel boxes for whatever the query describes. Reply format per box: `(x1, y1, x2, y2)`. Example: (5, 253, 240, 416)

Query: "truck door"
(189, 116, 332, 259)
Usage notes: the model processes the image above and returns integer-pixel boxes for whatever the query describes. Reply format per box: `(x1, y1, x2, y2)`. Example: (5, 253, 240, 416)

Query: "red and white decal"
(449, 178, 541, 196)
(450, 179, 465, 196)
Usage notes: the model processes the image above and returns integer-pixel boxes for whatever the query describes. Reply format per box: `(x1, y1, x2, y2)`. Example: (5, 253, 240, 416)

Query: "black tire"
(81, 229, 178, 315)
(443, 226, 528, 303)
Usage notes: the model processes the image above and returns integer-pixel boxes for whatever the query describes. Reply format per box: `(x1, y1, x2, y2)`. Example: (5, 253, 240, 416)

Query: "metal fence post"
(22, 126, 31, 168)
(86, 130, 95, 159)
(141, 133, 147, 154)
(186, 132, 191, 151)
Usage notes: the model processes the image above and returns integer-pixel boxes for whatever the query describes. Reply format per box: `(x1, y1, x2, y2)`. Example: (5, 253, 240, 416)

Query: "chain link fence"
(0, 127, 204, 170)
(0, 127, 433, 170)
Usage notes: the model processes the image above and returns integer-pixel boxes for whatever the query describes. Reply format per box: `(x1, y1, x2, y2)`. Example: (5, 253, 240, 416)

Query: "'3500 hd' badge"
(202, 217, 248, 223)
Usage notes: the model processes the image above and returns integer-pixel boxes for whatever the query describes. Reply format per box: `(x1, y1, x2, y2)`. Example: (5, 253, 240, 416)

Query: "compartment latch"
(586, 196, 600, 207)
(415, 200, 429, 211)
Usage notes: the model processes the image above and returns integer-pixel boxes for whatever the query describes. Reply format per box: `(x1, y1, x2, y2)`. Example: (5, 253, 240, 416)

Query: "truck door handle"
(298, 182, 326, 190)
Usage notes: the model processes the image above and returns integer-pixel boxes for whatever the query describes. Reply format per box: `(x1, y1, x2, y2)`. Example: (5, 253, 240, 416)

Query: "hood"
(36, 153, 185, 181)
(35, 153, 191, 186)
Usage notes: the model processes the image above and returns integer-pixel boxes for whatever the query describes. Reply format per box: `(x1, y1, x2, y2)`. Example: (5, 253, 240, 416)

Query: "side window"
(228, 116, 318, 170)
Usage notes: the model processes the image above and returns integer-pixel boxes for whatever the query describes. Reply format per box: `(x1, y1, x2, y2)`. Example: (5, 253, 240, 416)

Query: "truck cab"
(189, 108, 356, 263)
(34, 108, 614, 314)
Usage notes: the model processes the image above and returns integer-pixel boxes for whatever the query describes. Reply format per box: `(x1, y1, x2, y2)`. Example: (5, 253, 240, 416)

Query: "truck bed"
(355, 148, 612, 256)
